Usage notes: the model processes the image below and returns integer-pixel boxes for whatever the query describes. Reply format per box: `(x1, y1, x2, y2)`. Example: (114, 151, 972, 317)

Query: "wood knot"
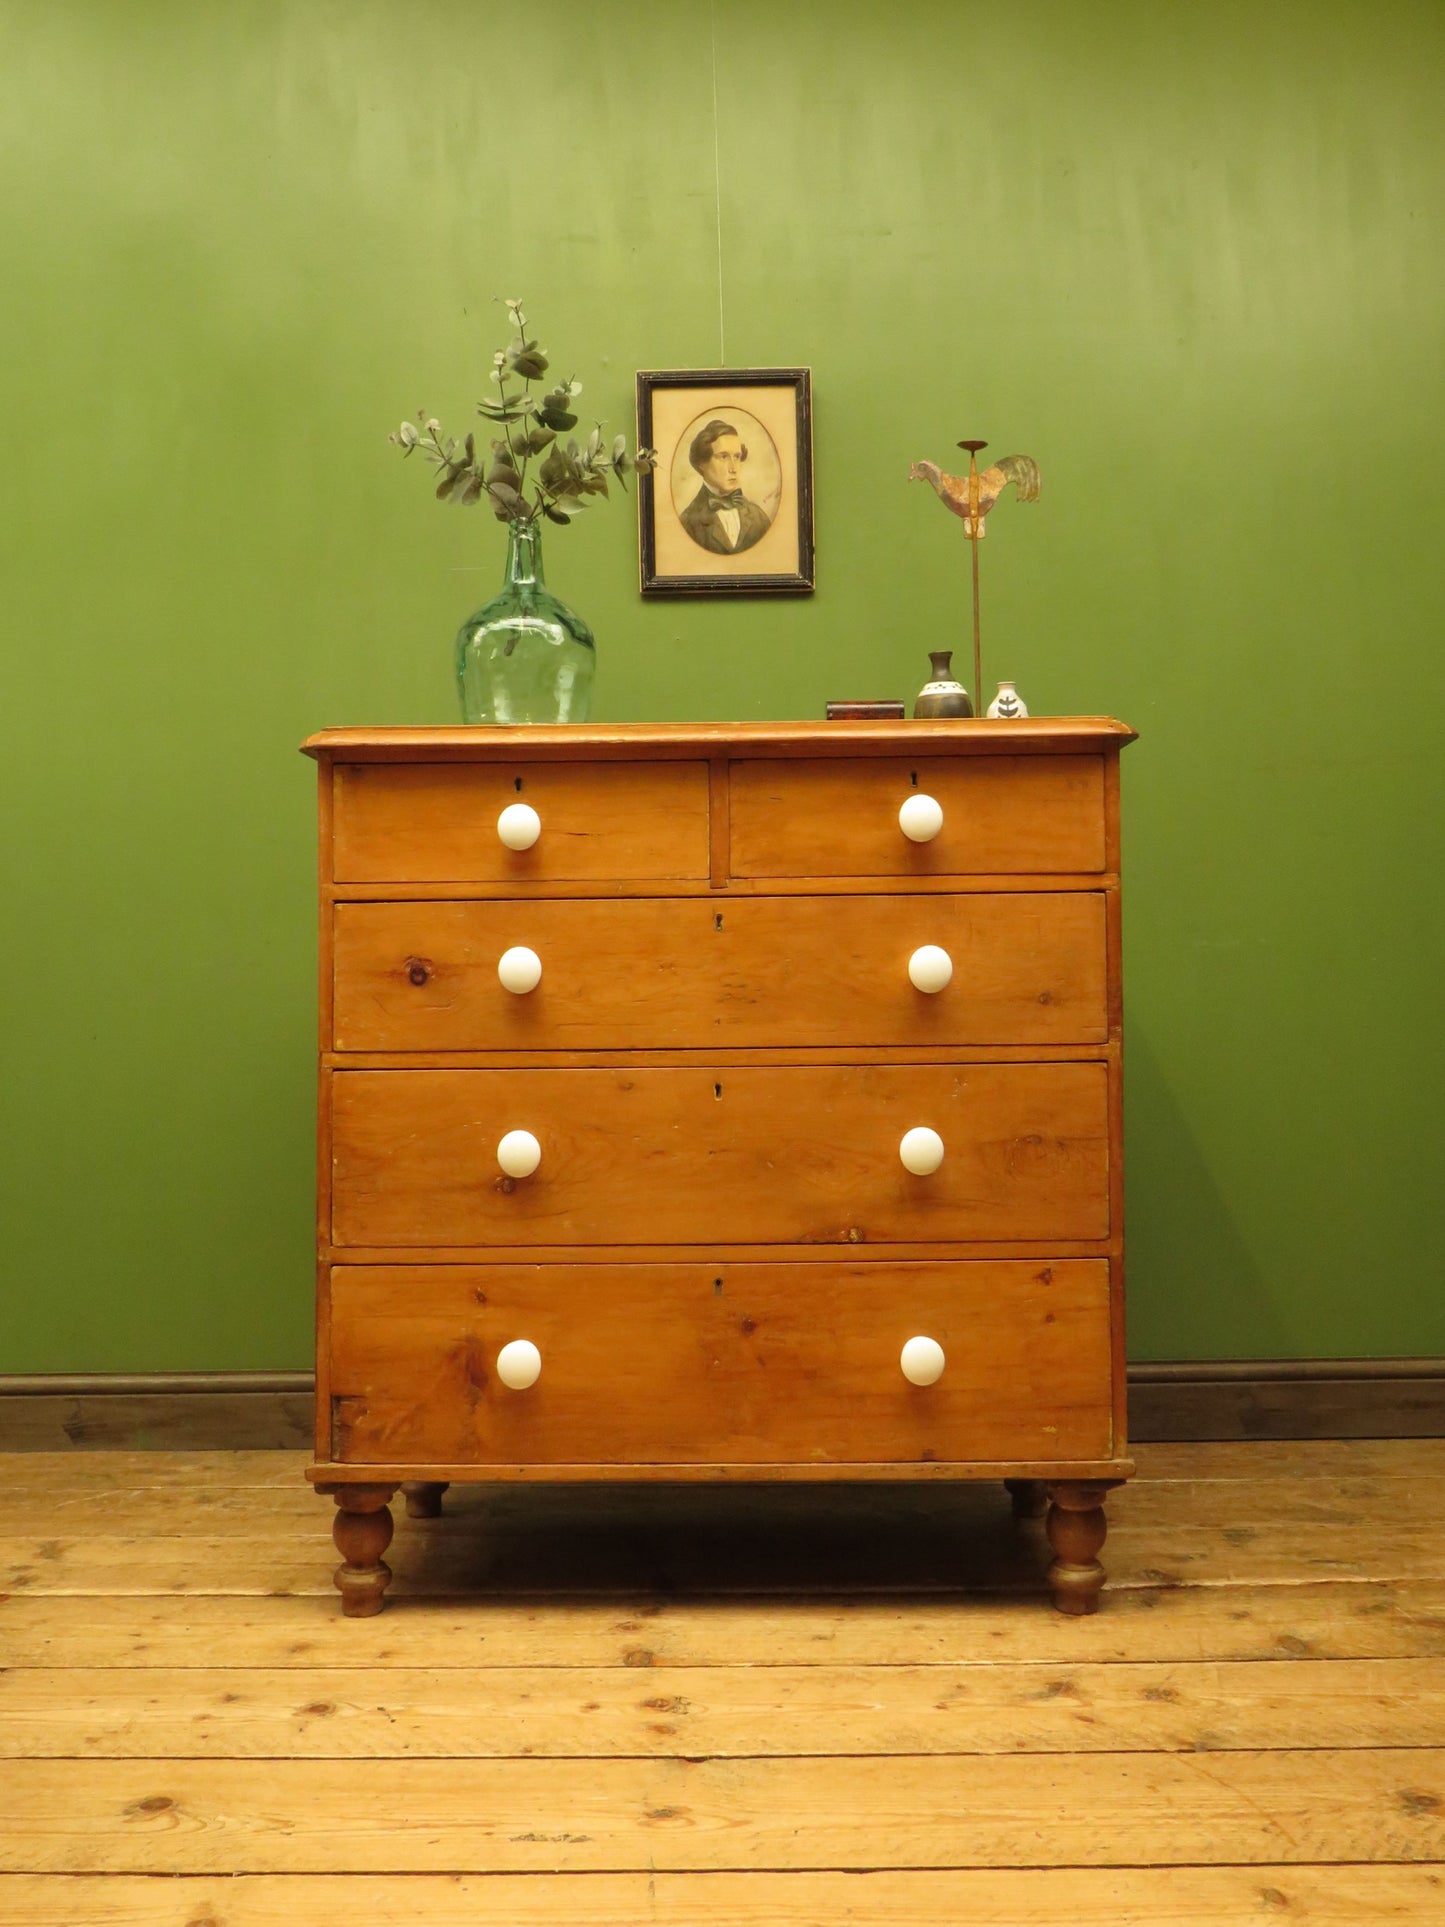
(1400, 1787, 1442, 1815)
(125, 1794, 177, 1821)
(495, 1176, 516, 1195)
(406, 958, 431, 986)
(622, 1646, 655, 1667)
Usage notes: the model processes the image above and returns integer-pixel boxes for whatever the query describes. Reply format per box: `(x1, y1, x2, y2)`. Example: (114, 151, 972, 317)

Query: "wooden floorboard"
(0, 1443, 1442, 1921)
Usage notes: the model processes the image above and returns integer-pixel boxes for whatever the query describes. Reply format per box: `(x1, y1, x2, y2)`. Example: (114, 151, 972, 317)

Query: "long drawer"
(328, 1260, 1115, 1463)
(329, 1062, 1110, 1248)
(333, 892, 1108, 1051)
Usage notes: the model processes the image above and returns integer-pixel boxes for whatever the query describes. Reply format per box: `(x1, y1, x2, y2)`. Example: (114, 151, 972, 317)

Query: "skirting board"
(0, 1363, 1442, 1451)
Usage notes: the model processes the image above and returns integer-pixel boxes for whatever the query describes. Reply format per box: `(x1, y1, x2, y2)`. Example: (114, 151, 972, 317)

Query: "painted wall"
(2, 0, 1441, 1370)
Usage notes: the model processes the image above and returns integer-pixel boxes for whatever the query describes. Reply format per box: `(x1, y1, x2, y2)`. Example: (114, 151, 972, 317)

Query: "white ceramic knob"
(899, 1126, 945, 1175)
(497, 1129, 541, 1178)
(498, 945, 542, 994)
(900, 1335, 946, 1386)
(497, 1339, 541, 1390)
(908, 944, 953, 994)
(898, 792, 944, 843)
(497, 802, 541, 851)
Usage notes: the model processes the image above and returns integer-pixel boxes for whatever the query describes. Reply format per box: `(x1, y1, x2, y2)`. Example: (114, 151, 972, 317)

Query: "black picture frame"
(636, 367, 814, 596)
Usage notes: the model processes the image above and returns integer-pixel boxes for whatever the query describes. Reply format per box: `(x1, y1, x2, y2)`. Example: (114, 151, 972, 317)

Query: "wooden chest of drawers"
(303, 719, 1136, 1615)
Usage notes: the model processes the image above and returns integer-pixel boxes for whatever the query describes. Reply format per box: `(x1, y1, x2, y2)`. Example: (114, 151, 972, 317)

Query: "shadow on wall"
(1124, 1026, 1282, 1364)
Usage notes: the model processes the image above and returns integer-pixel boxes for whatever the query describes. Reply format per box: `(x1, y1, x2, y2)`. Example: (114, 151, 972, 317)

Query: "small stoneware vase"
(912, 650, 974, 719)
(986, 679, 1029, 720)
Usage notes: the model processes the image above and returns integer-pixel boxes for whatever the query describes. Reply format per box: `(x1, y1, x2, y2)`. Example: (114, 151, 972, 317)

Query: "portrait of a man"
(636, 368, 813, 595)
(679, 418, 775, 555)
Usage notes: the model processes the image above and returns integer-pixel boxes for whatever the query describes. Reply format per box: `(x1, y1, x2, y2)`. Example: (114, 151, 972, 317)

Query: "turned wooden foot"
(1044, 1480, 1122, 1615)
(1004, 1478, 1048, 1520)
(402, 1481, 451, 1520)
(317, 1484, 396, 1616)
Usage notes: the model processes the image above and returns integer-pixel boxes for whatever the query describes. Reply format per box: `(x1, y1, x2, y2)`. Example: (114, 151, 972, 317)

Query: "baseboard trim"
(1127, 1359, 1445, 1442)
(0, 1374, 315, 1451)
(2, 1361, 1443, 1452)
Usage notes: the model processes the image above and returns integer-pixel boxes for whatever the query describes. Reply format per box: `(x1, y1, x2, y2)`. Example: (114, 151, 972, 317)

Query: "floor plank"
(7, 1471, 1443, 1533)
(4, 1579, 1444, 1666)
(4, 1751, 1444, 1873)
(4, 1518, 1443, 1596)
(3, 1656, 1442, 1757)
(0, 1867, 1440, 1926)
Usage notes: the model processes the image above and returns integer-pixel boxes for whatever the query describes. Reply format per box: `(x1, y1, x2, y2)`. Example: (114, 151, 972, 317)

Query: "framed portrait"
(636, 368, 814, 595)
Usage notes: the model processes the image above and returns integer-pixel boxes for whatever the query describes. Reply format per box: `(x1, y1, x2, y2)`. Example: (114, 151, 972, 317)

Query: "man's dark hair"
(689, 419, 748, 472)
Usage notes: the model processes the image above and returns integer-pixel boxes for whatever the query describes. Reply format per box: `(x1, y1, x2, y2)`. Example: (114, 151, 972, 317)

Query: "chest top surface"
(303, 718, 1136, 763)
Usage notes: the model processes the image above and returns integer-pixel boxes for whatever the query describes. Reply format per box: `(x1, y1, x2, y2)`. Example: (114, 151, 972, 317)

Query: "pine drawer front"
(328, 1062, 1110, 1249)
(332, 759, 711, 884)
(729, 754, 1107, 878)
(332, 892, 1109, 1052)
(328, 1260, 1114, 1465)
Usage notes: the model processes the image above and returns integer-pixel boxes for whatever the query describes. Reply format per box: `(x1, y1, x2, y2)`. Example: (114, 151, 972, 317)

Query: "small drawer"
(333, 891, 1109, 1051)
(328, 1259, 1114, 1464)
(329, 1062, 1110, 1249)
(332, 760, 710, 884)
(729, 754, 1106, 877)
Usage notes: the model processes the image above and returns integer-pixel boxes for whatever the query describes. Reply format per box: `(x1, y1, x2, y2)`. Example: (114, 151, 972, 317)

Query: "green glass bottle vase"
(455, 519, 595, 724)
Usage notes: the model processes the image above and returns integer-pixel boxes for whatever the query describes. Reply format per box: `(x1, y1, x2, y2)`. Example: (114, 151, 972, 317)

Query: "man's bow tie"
(709, 489, 747, 510)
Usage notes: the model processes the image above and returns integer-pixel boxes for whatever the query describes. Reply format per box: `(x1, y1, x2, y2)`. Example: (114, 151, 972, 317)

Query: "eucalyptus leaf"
(486, 461, 523, 492)
(539, 444, 571, 490)
(488, 481, 527, 516)
(397, 421, 420, 448)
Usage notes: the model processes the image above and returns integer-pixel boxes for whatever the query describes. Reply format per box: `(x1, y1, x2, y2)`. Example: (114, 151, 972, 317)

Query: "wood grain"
(4, 1750, 1442, 1873)
(304, 717, 1139, 761)
(6, 1867, 1439, 1925)
(332, 891, 1109, 1051)
(332, 759, 711, 884)
(5, 1656, 1440, 1758)
(4, 1438, 1445, 1919)
(326, 1260, 1113, 1465)
(329, 1061, 1111, 1249)
(4, 1577, 1445, 1668)
(730, 753, 1106, 876)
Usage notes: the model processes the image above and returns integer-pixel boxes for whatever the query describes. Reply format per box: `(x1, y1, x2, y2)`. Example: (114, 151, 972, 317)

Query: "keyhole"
(513, 776, 524, 792)
(713, 1278, 723, 1295)
(713, 1083, 723, 1099)
(714, 913, 724, 931)
(910, 770, 919, 787)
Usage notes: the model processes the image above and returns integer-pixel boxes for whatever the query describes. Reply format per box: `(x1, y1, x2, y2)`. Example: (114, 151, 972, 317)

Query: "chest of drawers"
(302, 719, 1136, 1616)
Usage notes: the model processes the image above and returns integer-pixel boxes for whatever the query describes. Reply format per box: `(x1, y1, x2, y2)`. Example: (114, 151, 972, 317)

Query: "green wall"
(3, 0, 1442, 1371)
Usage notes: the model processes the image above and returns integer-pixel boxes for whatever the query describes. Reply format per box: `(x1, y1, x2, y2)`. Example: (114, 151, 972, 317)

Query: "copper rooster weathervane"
(910, 441, 1041, 719)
